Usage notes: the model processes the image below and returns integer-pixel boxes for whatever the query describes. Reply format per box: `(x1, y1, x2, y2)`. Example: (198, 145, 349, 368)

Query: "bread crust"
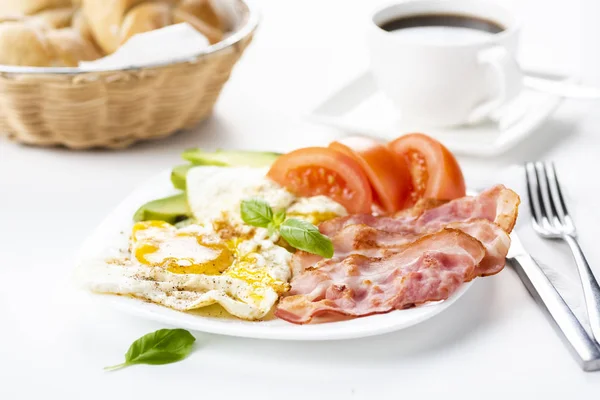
(82, 0, 224, 54)
(0, 4, 101, 67)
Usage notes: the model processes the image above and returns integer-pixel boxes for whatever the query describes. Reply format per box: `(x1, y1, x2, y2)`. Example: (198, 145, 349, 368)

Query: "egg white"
(186, 166, 295, 232)
(187, 166, 348, 232)
(81, 225, 292, 319)
(78, 166, 347, 321)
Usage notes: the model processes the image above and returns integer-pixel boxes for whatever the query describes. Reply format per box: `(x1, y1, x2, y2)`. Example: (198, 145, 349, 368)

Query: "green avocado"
(182, 149, 281, 168)
(139, 150, 281, 223)
(133, 193, 191, 224)
(171, 164, 192, 191)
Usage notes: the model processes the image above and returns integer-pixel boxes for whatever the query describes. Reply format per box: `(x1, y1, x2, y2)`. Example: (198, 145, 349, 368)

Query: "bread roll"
(0, 0, 72, 17)
(172, 5, 223, 43)
(45, 28, 102, 66)
(28, 7, 76, 29)
(0, 0, 225, 66)
(71, 9, 94, 41)
(120, 2, 173, 46)
(0, 10, 101, 67)
(82, 0, 224, 54)
(0, 22, 54, 66)
(177, 0, 222, 31)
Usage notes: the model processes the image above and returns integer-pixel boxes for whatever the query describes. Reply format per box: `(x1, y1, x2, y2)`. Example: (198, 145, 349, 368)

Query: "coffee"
(379, 13, 504, 45)
(368, 1, 521, 127)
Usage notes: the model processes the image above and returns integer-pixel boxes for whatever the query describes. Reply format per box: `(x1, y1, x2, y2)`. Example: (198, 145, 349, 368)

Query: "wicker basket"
(0, 0, 258, 150)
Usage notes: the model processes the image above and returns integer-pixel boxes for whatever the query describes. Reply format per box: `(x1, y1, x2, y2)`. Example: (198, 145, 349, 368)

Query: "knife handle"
(510, 253, 600, 371)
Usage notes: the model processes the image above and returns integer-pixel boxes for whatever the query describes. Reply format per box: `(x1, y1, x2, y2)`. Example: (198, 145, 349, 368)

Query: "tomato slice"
(388, 133, 466, 204)
(329, 137, 412, 213)
(267, 147, 373, 214)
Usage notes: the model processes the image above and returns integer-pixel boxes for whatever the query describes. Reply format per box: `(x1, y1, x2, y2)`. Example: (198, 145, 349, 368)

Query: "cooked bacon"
(319, 214, 401, 238)
(295, 185, 518, 275)
(293, 218, 510, 278)
(317, 199, 447, 237)
(445, 220, 510, 277)
(332, 224, 420, 253)
(276, 229, 486, 324)
(416, 185, 520, 233)
(293, 218, 415, 275)
(281, 186, 520, 324)
(335, 219, 509, 276)
(291, 224, 418, 276)
(393, 198, 449, 218)
(291, 252, 323, 277)
(319, 185, 520, 237)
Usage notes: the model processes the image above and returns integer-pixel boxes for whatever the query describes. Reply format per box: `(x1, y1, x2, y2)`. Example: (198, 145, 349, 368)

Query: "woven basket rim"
(0, 0, 259, 75)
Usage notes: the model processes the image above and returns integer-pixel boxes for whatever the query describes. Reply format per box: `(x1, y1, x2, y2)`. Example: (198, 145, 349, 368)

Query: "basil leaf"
(240, 198, 274, 228)
(280, 218, 334, 258)
(272, 210, 287, 227)
(104, 329, 196, 371)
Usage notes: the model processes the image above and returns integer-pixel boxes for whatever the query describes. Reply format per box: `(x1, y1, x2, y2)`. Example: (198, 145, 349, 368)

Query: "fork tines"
(525, 161, 575, 237)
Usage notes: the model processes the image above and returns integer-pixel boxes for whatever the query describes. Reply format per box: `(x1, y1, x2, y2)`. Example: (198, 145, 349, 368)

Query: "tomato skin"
(329, 137, 412, 213)
(267, 147, 373, 214)
(388, 133, 466, 203)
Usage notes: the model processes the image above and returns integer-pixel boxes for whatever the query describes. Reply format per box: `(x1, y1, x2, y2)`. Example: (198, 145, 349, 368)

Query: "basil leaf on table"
(104, 329, 196, 371)
(240, 198, 274, 228)
(280, 218, 334, 259)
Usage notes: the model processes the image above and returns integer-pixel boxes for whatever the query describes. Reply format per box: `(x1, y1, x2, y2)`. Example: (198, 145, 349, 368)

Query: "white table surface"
(2, 0, 600, 398)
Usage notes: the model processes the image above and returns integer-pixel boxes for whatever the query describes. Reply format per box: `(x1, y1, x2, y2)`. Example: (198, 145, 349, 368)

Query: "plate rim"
(75, 168, 475, 341)
(88, 281, 472, 341)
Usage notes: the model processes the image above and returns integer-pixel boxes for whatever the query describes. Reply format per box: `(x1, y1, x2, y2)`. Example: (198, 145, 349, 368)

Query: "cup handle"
(466, 46, 523, 125)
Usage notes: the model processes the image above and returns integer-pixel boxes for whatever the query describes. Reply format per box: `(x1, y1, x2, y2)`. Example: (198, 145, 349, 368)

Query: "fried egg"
(80, 166, 347, 320)
(83, 221, 292, 319)
(186, 166, 347, 235)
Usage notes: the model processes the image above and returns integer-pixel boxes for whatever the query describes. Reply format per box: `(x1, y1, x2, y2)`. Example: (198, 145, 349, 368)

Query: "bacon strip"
(446, 220, 510, 277)
(415, 185, 520, 233)
(276, 229, 486, 324)
(281, 186, 520, 324)
(293, 185, 519, 275)
(331, 219, 509, 276)
(319, 185, 519, 236)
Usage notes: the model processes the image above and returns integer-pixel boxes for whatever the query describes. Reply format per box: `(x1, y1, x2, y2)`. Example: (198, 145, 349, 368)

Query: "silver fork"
(525, 161, 600, 345)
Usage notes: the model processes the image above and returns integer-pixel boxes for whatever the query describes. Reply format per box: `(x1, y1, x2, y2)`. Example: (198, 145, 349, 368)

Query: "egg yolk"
(132, 221, 233, 275)
(287, 211, 340, 225)
(131, 221, 289, 301)
(226, 254, 289, 300)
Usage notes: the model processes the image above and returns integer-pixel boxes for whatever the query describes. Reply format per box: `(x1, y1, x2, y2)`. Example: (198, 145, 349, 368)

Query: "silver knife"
(508, 232, 600, 371)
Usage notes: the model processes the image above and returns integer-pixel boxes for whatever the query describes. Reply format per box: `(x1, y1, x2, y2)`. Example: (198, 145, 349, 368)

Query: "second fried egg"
(80, 166, 348, 321)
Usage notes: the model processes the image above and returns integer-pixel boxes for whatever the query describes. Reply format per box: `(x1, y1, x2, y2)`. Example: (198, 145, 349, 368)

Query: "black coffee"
(380, 13, 504, 35)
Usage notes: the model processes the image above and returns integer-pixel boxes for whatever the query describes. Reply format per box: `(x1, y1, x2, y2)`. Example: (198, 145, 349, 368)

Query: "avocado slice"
(182, 149, 281, 167)
(171, 164, 192, 191)
(133, 193, 191, 224)
(174, 218, 195, 228)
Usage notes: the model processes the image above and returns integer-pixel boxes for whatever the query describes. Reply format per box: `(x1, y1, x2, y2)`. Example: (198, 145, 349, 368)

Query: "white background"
(2, 0, 600, 398)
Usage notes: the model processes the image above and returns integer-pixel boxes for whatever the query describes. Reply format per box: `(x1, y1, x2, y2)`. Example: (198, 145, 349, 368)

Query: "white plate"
(75, 170, 473, 341)
(308, 71, 570, 157)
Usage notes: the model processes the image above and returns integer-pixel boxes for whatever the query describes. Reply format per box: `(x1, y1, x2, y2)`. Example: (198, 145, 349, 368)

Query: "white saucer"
(75, 169, 474, 341)
(308, 71, 570, 157)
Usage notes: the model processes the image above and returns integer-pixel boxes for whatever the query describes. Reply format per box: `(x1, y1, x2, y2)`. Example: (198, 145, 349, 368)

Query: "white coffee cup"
(367, 0, 522, 127)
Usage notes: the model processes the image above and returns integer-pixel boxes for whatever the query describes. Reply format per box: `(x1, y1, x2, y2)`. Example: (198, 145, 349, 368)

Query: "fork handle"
(563, 235, 600, 346)
(510, 253, 600, 371)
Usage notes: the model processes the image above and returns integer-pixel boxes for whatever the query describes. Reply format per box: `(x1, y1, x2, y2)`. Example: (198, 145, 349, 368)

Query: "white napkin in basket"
(78, 23, 210, 71)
